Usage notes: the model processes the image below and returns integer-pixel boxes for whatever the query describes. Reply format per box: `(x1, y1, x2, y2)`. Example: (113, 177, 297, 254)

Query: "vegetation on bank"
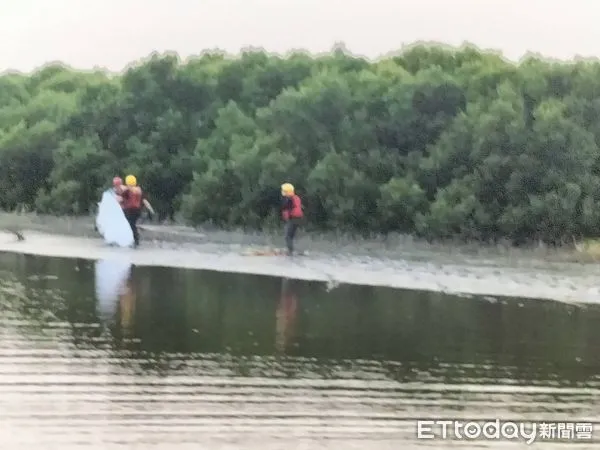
(2, 42, 600, 244)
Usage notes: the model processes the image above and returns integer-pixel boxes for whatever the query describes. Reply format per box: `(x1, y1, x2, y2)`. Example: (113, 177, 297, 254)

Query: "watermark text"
(417, 420, 593, 444)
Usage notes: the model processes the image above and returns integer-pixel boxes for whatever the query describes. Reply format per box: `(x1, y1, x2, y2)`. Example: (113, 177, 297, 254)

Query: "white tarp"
(95, 189, 134, 247)
(95, 258, 133, 320)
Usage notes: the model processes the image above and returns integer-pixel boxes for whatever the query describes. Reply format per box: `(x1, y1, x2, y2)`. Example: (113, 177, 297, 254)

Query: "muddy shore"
(0, 212, 598, 305)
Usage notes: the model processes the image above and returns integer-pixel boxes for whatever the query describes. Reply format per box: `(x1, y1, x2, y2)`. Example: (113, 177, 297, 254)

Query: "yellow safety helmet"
(281, 182, 294, 196)
(125, 174, 137, 187)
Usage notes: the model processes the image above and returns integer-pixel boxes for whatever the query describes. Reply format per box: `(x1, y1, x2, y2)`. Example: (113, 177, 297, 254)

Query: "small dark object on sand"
(5, 228, 25, 241)
(0, 212, 30, 241)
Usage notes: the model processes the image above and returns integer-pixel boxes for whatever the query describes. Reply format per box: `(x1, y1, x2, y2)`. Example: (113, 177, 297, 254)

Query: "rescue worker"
(280, 182, 303, 256)
(112, 176, 124, 205)
(120, 175, 155, 248)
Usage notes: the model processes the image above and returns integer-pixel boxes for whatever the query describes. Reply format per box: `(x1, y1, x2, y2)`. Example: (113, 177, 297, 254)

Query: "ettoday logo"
(416, 420, 594, 444)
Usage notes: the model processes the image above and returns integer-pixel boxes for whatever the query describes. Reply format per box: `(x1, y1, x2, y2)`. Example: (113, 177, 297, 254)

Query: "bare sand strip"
(0, 230, 598, 305)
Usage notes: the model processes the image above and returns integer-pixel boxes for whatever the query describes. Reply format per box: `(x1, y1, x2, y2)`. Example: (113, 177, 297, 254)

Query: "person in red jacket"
(112, 176, 125, 205)
(280, 182, 303, 256)
(120, 174, 155, 248)
(112, 176, 123, 190)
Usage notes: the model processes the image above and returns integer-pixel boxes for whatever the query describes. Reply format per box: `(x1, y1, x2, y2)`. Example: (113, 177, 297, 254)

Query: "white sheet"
(95, 189, 134, 247)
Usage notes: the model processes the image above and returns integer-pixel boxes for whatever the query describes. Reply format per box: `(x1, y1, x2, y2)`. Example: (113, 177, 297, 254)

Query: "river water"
(0, 252, 598, 449)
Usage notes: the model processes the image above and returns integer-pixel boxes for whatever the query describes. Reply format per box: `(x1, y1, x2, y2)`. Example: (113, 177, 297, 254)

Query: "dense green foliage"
(3, 43, 600, 243)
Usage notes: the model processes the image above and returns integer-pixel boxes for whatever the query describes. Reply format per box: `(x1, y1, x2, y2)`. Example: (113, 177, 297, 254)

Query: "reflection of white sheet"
(95, 259, 132, 319)
(96, 189, 134, 247)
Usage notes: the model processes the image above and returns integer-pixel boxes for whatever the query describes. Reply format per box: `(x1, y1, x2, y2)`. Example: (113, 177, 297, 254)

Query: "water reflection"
(0, 252, 598, 448)
(95, 259, 135, 331)
(276, 277, 298, 353)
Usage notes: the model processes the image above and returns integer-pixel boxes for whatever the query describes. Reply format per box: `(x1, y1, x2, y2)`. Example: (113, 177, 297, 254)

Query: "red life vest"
(123, 186, 143, 210)
(282, 194, 303, 220)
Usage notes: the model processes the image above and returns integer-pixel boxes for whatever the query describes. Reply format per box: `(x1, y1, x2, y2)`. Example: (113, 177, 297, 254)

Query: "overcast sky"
(2, 0, 600, 73)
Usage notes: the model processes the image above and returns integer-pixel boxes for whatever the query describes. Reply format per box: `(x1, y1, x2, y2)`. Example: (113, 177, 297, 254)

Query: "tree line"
(2, 43, 600, 244)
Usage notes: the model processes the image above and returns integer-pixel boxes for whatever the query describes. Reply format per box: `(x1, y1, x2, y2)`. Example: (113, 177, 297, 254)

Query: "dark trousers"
(284, 219, 300, 254)
(123, 209, 141, 246)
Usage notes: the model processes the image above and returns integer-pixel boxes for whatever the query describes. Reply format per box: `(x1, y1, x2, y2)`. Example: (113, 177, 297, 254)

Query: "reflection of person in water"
(276, 277, 298, 353)
(118, 272, 136, 333)
(94, 259, 137, 337)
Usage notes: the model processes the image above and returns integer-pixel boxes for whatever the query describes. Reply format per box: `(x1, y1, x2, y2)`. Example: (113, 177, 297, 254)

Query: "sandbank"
(0, 228, 597, 305)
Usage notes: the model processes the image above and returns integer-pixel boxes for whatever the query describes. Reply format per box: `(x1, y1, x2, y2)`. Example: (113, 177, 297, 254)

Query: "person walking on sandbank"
(120, 174, 155, 248)
(280, 182, 303, 256)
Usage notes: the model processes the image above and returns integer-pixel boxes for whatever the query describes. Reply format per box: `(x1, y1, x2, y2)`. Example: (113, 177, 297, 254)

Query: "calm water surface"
(0, 252, 599, 449)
